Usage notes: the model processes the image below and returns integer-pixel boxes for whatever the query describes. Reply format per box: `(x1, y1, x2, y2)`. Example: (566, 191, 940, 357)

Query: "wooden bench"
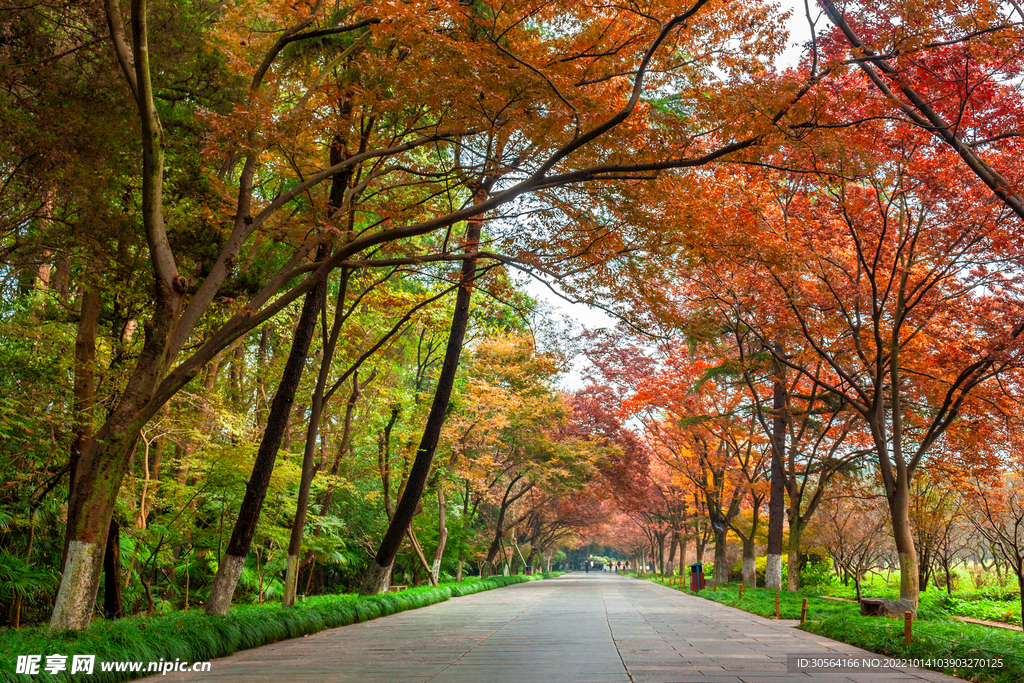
(388, 585, 407, 592)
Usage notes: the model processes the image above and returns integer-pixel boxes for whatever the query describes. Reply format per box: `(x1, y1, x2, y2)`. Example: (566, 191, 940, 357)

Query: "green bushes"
(449, 574, 533, 597)
(0, 575, 560, 683)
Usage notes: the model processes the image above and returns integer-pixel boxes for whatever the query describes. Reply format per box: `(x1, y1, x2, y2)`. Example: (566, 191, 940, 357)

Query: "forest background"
(1, 0, 1023, 648)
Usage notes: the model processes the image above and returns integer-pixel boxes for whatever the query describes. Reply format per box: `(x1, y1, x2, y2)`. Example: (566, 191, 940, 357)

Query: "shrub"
(800, 559, 836, 589)
(0, 574, 559, 683)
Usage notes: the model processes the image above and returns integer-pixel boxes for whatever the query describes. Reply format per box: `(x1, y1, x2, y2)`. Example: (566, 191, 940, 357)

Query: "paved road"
(147, 573, 963, 683)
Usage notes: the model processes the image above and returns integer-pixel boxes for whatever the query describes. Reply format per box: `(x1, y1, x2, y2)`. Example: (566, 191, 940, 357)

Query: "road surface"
(145, 572, 962, 683)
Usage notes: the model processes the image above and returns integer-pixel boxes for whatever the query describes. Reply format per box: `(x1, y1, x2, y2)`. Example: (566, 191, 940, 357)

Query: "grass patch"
(820, 578, 1022, 627)
(0, 572, 563, 683)
(650, 579, 1023, 683)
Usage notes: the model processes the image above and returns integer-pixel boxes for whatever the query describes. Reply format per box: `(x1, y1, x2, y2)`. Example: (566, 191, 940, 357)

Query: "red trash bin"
(689, 562, 705, 591)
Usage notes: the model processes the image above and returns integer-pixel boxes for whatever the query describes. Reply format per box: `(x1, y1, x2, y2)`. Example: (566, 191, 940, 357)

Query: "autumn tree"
(815, 0, 1024, 220)
(2, 0, 818, 629)
(631, 100, 1024, 609)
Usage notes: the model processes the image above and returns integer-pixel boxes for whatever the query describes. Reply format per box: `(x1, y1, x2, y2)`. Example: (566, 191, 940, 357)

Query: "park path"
(146, 573, 963, 683)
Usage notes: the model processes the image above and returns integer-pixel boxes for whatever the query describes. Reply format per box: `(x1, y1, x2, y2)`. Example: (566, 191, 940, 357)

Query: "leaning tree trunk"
(407, 527, 438, 586)
(49, 282, 182, 631)
(206, 243, 330, 615)
(282, 129, 364, 606)
(282, 269, 350, 607)
(765, 352, 786, 590)
(360, 201, 484, 594)
(49, 2, 198, 627)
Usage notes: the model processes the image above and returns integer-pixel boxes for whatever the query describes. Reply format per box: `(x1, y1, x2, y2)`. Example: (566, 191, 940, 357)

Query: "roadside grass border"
(647, 578, 1023, 683)
(1, 572, 563, 683)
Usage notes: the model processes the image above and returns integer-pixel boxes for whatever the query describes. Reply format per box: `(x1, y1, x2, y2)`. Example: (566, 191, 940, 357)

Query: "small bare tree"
(810, 493, 892, 601)
(963, 463, 1024, 620)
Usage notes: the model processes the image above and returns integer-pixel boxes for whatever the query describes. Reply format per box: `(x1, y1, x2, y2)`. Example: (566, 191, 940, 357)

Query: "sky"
(520, 0, 815, 391)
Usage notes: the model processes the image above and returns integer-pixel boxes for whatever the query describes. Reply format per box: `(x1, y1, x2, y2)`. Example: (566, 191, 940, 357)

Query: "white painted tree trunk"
(361, 559, 392, 594)
(742, 552, 756, 587)
(48, 541, 104, 632)
(206, 554, 246, 615)
(765, 553, 783, 590)
(282, 553, 300, 607)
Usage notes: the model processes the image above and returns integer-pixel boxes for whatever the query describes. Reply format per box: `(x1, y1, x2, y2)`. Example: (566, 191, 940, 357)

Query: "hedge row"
(1, 572, 563, 683)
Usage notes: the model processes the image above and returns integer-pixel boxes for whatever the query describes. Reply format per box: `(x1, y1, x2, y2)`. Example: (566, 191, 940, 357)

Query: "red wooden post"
(738, 583, 744, 599)
(775, 592, 780, 618)
(904, 611, 912, 645)
(800, 598, 808, 623)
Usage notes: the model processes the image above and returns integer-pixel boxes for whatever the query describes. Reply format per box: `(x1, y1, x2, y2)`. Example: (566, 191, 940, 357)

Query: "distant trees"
(962, 426, 1024, 618)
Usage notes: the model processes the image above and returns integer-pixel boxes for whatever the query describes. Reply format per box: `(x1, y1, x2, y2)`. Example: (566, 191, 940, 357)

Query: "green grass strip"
(649, 578, 1023, 683)
(0, 572, 563, 683)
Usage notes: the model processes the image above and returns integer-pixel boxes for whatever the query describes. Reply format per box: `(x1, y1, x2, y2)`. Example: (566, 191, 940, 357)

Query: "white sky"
(522, 0, 814, 391)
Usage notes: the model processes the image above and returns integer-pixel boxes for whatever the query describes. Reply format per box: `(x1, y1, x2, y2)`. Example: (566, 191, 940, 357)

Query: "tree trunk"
(50, 0, 199, 631)
(742, 536, 756, 587)
(283, 269, 350, 607)
(207, 243, 330, 615)
(658, 533, 666, 576)
(887, 476, 920, 610)
(678, 530, 688, 573)
(51, 412, 146, 631)
(485, 499, 514, 568)
(361, 203, 484, 593)
(62, 286, 101, 573)
(102, 519, 123, 619)
(667, 532, 678, 577)
(431, 478, 448, 583)
(408, 528, 438, 586)
(787, 520, 803, 591)
(766, 352, 786, 590)
(1016, 568, 1023, 628)
(713, 526, 729, 586)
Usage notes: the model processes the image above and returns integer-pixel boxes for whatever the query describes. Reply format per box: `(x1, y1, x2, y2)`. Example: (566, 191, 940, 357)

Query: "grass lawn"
(0, 573, 563, 683)
(650, 578, 1023, 683)
(819, 575, 1022, 627)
